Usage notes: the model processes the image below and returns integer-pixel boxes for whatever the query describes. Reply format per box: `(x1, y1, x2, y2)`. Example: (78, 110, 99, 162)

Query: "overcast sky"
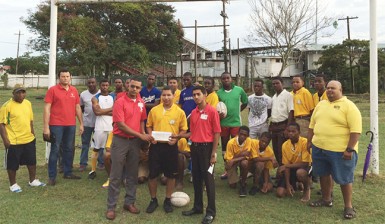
(1, 0, 384, 62)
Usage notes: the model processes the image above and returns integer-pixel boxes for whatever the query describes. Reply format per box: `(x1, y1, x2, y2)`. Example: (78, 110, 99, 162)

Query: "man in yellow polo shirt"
(313, 74, 328, 106)
(308, 80, 361, 220)
(249, 132, 277, 195)
(161, 77, 181, 105)
(204, 77, 219, 108)
(224, 126, 257, 197)
(291, 75, 314, 137)
(276, 122, 311, 202)
(146, 86, 188, 213)
(0, 84, 45, 193)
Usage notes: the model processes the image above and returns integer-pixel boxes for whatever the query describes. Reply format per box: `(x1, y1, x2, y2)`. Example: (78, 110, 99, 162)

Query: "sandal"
(344, 207, 356, 219)
(309, 199, 333, 207)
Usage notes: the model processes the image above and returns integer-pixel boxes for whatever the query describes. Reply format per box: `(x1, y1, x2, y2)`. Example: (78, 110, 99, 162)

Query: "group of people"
(0, 69, 362, 222)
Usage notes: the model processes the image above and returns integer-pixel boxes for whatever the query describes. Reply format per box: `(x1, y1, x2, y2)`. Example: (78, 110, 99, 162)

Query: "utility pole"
(221, 0, 229, 73)
(338, 16, 358, 93)
(14, 30, 23, 76)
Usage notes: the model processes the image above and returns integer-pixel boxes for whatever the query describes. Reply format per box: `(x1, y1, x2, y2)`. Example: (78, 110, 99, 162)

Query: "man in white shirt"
(248, 79, 272, 139)
(79, 77, 100, 171)
(269, 77, 294, 165)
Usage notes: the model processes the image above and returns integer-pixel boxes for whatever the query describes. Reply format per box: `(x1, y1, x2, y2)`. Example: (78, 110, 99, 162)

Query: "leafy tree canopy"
(2, 53, 48, 74)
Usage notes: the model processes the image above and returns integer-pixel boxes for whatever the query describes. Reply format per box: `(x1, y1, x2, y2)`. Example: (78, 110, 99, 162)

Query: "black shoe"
(63, 174, 81, 179)
(202, 215, 215, 224)
(88, 171, 96, 180)
(248, 186, 260, 195)
(146, 198, 158, 213)
(239, 185, 247, 197)
(163, 198, 173, 213)
(182, 208, 203, 216)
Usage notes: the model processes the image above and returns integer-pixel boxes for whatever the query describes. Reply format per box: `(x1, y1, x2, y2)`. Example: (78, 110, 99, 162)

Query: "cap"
(13, 84, 26, 93)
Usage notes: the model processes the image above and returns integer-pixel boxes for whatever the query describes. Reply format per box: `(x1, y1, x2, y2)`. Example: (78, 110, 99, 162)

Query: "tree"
(22, 1, 183, 77)
(2, 53, 48, 74)
(248, 0, 333, 76)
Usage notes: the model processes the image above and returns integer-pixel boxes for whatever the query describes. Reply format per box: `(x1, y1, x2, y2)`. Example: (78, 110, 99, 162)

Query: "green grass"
(1, 88, 385, 223)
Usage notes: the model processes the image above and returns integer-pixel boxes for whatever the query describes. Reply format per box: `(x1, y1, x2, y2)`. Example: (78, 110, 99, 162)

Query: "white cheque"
(152, 131, 172, 142)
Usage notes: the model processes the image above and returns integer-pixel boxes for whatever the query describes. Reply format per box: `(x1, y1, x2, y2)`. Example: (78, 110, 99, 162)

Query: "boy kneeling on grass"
(276, 122, 312, 202)
(248, 132, 278, 195)
(224, 126, 256, 197)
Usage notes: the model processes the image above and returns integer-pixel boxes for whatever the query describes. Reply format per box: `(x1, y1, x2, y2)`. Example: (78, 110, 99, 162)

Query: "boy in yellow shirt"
(276, 122, 312, 202)
(313, 74, 328, 106)
(249, 132, 278, 195)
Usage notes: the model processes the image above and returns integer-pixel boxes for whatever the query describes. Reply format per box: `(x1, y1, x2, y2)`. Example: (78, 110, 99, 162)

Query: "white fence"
(2, 74, 88, 88)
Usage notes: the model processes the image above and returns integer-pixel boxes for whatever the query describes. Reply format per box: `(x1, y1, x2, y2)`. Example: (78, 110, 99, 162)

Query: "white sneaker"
(29, 179, 46, 187)
(10, 183, 22, 193)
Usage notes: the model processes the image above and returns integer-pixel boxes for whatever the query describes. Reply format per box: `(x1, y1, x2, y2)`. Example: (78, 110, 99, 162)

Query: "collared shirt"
(179, 86, 196, 117)
(310, 96, 362, 152)
(282, 136, 311, 165)
(112, 94, 146, 138)
(80, 89, 100, 127)
(44, 84, 80, 126)
(146, 104, 188, 135)
(312, 91, 328, 106)
(224, 137, 257, 161)
(178, 138, 190, 153)
(291, 87, 314, 117)
(250, 141, 275, 170)
(271, 89, 294, 123)
(0, 98, 35, 145)
(190, 104, 221, 143)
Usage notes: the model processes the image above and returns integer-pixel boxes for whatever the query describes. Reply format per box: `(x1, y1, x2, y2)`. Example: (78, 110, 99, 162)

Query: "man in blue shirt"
(140, 73, 161, 115)
(179, 72, 196, 118)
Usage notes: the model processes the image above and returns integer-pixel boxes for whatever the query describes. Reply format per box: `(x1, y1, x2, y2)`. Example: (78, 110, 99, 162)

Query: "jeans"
(79, 126, 104, 166)
(48, 125, 76, 179)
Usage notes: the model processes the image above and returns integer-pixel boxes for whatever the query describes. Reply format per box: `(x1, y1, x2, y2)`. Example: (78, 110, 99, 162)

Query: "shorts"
(312, 145, 357, 185)
(226, 160, 250, 185)
(5, 139, 36, 171)
(249, 123, 269, 139)
(91, 130, 110, 149)
(277, 166, 310, 189)
(220, 126, 240, 139)
(148, 142, 178, 179)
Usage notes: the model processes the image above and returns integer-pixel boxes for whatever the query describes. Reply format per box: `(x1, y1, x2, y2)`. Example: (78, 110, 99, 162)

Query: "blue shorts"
(312, 145, 357, 185)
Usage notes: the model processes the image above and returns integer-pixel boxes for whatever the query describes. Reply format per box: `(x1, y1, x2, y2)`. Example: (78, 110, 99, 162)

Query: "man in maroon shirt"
(180, 85, 220, 224)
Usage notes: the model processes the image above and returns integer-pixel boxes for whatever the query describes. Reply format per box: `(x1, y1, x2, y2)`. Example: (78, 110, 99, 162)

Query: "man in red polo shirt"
(43, 68, 84, 185)
(106, 77, 154, 220)
(181, 85, 220, 224)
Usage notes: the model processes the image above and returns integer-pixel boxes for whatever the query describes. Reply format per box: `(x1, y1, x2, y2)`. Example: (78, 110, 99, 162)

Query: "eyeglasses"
(130, 85, 141, 90)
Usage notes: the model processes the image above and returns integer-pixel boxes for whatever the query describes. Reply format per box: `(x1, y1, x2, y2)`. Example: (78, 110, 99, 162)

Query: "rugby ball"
(171, 191, 190, 207)
(216, 101, 227, 118)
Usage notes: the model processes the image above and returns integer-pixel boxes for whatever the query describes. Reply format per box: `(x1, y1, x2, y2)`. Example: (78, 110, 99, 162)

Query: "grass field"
(0, 88, 385, 224)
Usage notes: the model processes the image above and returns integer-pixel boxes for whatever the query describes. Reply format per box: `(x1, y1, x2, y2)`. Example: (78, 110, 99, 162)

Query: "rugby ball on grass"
(171, 191, 190, 207)
(216, 101, 227, 118)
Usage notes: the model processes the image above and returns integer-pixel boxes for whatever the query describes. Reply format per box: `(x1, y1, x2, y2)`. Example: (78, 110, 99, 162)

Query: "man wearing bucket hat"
(0, 84, 46, 193)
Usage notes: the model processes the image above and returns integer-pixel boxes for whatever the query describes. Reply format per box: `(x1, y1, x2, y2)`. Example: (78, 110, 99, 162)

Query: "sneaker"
(163, 198, 173, 213)
(248, 186, 260, 195)
(102, 179, 109, 189)
(29, 179, 46, 187)
(10, 183, 22, 193)
(247, 172, 253, 178)
(220, 171, 228, 180)
(146, 198, 159, 213)
(79, 165, 86, 172)
(88, 171, 96, 179)
(239, 185, 247, 197)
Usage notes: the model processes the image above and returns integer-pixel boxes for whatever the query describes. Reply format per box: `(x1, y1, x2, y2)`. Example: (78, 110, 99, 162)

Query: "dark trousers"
(190, 143, 216, 217)
(270, 124, 287, 166)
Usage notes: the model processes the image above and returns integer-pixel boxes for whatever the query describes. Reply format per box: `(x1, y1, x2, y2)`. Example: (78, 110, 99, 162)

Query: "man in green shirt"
(217, 72, 248, 179)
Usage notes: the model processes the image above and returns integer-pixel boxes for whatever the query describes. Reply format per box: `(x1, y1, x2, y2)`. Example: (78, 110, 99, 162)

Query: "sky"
(0, 0, 384, 62)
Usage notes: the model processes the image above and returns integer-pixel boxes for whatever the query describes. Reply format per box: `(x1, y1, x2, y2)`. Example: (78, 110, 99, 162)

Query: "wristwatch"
(346, 147, 355, 153)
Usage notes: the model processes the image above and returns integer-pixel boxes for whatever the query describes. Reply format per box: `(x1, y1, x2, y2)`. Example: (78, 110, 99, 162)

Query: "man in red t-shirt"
(180, 85, 220, 224)
(43, 68, 84, 185)
(105, 77, 154, 220)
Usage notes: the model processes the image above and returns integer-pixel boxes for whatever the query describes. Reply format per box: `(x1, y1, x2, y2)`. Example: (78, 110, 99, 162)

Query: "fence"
(1, 74, 89, 89)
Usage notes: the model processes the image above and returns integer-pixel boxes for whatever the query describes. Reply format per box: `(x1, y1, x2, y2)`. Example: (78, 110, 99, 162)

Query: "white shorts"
(249, 123, 269, 139)
(91, 130, 110, 149)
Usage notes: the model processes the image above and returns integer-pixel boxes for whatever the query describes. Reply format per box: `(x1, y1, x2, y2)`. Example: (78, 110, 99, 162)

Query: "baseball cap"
(13, 84, 26, 93)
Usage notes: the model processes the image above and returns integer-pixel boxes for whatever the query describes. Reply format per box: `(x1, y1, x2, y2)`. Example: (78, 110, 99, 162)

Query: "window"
(262, 58, 266, 63)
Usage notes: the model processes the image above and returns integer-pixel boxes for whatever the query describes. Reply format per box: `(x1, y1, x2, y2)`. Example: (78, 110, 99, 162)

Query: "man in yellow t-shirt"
(276, 122, 311, 202)
(224, 126, 257, 197)
(161, 77, 181, 105)
(291, 75, 314, 137)
(0, 84, 45, 193)
(204, 77, 219, 108)
(312, 74, 328, 106)
(249, 132, 278, 195)
(146, 86, 188, 213)
(308, 81, 361, 219)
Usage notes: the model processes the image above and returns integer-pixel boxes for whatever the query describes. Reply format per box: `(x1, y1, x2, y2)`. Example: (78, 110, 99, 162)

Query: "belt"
(191, 142, 212, 146)
(270, 119, 288, 125)
(295, 115, 310, 119)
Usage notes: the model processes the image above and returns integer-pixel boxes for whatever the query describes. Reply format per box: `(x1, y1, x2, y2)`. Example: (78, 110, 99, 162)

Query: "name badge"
(200, 114, 208, 120)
